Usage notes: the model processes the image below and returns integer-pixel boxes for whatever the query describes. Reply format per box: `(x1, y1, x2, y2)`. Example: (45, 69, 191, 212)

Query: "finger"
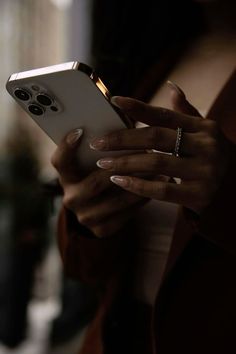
(51, 128, 83, 184)
(90, 125, 196, 155)
(110, 96, 202, 132)
(62, 169, 114, 210)
(110, 176, 201, 208)
(166, 84, 220, 138)
(167, 81, 202, 117)
(77, 191, 147, 227)
(97, 153, 207, 180)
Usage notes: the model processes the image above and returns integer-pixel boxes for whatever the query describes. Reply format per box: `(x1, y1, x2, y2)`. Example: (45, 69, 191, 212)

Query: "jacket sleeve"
(56, 207, 130, 286)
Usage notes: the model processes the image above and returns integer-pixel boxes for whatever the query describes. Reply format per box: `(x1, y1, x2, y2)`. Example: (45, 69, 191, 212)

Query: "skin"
(51, 86, 230, 238)
(51, 130, 148, 239)
(91, 87, 230, 214)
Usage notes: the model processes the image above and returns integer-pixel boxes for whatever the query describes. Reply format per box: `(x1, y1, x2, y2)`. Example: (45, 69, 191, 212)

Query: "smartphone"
(6, 61, 133, 172)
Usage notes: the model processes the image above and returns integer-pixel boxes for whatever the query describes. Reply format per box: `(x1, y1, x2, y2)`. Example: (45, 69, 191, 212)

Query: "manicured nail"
(110, 96, 135, 110)
(110, 176, 129, 187)
(97, 158, 114, 169)
(110, 96, 123, 108)
(166, 81, 185, 98)
(89, 138, 106, 150)
(66, 128, 83, 146)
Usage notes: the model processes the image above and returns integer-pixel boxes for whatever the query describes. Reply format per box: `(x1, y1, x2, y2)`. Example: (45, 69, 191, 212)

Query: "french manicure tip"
(110, 96, 121, 108)
(76, 128, 83, 137)
(89, 138, 106, 150)
(66, 128, 83, 146)
(89, 143, 96, 150)
(110, 176, 128, 187)
(96, 160, 104, 168)
(110, 176, 120, 183)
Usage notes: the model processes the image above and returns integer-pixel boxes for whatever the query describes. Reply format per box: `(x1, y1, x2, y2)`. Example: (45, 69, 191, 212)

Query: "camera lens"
(50, 106, 58, 112)
(28, 104, 44, 116)
(36, 93, 52, 106)
(14, 88, 31, 101)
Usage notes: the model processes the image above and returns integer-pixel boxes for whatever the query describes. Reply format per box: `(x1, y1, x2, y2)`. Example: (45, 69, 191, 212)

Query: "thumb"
(51, 128, 84, 184)
(167, 81, 202, 118)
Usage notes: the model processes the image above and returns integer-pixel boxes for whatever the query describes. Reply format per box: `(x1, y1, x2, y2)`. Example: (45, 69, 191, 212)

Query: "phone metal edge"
(6, 61, 134, 128)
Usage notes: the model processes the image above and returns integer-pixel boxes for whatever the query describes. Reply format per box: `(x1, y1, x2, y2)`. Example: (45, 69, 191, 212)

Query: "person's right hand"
(51, 129, 148, 238)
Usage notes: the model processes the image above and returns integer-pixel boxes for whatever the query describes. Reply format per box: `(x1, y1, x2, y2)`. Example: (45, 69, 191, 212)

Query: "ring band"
(173, 127, 183, 157)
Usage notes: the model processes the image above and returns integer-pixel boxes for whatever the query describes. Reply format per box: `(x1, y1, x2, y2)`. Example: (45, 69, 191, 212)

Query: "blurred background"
(0, 1, 94, 353)
(0, 2, 200, 352)
(0, 0, 235, 353)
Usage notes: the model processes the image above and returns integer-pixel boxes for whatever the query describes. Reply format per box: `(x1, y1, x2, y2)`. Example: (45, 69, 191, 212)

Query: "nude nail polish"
(66, 128, 83, 146)
(96, 159, 114, 169)
(89, 138, 106, 150)
(110, 176, 129, 187)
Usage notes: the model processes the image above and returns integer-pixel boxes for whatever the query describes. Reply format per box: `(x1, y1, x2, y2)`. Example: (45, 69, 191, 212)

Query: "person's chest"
(151, 32, 236, 117)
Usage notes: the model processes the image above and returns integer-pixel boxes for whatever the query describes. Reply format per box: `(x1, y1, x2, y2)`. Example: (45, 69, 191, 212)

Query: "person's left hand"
(90, 87, 230, 213)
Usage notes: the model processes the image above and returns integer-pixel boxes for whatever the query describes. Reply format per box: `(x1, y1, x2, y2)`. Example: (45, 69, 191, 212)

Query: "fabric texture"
(56, 71, 236, 354)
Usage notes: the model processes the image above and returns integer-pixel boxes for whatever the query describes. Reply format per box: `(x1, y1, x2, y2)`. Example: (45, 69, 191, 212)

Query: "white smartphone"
(6, 61, 133, 172)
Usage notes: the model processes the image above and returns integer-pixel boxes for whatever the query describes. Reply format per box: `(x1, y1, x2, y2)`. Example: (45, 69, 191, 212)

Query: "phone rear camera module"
(50, 106, 58, 112)
(14, 88, 31, 101)
(28, 104, 44, 116)
(36, 94, 52, 106)
(31, 85, 40, 91)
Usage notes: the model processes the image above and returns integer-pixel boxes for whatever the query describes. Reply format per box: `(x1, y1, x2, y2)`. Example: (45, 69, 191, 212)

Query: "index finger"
(111, 96, 202, 132)
(51, 128, 83, 184)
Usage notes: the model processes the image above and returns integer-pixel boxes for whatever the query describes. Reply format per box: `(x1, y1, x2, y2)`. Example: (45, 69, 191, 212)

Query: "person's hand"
(90, 84, 230, 213)
(51, 129, 147, 238)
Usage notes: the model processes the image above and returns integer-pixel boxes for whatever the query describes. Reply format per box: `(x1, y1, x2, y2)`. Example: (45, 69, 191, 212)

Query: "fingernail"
(110, 96, 134, 110)
(66, 128, 83, 146)
(110, 96, 123, 108)
(110, 176, 129, 187)
(97, 158, 114, 169)
(166, 81, 185, 98)
(89, 138, 106, 150)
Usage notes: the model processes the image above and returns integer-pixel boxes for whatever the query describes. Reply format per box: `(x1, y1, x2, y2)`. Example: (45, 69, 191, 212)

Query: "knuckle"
(204, 136, 218, 149)
(77, 212, 94, 227)
(91, 225, 107, 238)
(62, 185, 80, 209)
(62, 193, 74, 210)
(107, 130, 123, 149)
(201, 119, 218, 136)
(193, 132, 218, 156)
(159, 107, 170, 120)
(62, 184, 83, 211)
(158, 108, 175, 127)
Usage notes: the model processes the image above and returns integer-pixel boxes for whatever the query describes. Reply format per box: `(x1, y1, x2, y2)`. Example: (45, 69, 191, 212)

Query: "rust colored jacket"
(57, 72, 236, 354)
